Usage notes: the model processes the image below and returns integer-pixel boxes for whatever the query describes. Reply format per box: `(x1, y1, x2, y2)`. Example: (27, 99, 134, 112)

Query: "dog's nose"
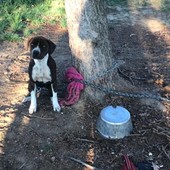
(32, 50, 40, 56)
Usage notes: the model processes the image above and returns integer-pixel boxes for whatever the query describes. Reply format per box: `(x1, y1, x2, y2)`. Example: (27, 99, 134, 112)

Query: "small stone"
(51, 156, 55, 162)
(162, 85, 170, 93)
(149, 152, 152, 156)
(107, 14, 116, 21)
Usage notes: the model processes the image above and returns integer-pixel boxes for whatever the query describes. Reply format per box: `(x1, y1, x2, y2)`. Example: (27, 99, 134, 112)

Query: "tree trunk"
(65, 0, 128, 101)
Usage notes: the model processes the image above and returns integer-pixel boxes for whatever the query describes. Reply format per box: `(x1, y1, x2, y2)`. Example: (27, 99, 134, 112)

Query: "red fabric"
(121, 155, 137, 170)
(59, 67, 85, 106)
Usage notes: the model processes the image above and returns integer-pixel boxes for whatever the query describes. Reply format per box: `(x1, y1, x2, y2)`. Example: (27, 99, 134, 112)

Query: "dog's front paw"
(51, 97, 61, 112)
(29, 104, 37, 114)
(53, 104, 61, 112)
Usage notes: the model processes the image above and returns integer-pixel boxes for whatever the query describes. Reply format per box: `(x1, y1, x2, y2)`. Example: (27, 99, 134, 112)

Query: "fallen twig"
(129, 130, 147, 136)
(118, 68, 134, 85)
(162, 145, 170, 161)
(21, 113, 54, 120)
(156, 126, 170, 135)
(157, 143, 169, 158)
(153, 128, 170, 141)
(28, 126, 41, 137)
(19, 162, 26, 170)
(76, 138, 95, 143)
(68, 157, 102, 170)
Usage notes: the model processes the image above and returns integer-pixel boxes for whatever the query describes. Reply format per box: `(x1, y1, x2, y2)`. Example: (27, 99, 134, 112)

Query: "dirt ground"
(0, 6, 170, 170)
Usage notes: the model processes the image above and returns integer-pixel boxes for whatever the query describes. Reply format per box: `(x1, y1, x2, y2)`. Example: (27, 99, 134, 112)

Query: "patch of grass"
(60, 17, 67, 28)
(4, 32, 21, 41)
(0, 0, 66, 42)
(161, 0, 170, 12)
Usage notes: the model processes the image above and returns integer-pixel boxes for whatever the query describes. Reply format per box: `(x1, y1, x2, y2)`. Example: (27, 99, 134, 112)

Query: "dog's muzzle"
(32, 50, 40, 59)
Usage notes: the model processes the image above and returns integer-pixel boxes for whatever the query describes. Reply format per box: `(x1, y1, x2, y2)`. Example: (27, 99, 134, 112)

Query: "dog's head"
(27, 36, 56, 59)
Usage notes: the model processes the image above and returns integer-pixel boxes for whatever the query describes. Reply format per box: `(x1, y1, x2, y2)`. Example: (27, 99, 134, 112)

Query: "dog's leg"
(47, 84, 53, 98)
(29, 84, 37, 114)
(51, 83, 61, 112)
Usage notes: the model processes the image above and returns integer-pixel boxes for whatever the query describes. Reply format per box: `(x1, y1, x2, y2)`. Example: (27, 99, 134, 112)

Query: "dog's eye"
(31, 43, 34, 47)
(43, 45, 46, 48)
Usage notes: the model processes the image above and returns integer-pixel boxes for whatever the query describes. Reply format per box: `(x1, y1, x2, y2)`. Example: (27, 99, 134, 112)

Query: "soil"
(0, 6, 170, 170)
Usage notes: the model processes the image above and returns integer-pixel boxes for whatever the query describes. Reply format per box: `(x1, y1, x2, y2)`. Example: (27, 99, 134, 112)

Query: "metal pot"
(97, 106, 133, 139)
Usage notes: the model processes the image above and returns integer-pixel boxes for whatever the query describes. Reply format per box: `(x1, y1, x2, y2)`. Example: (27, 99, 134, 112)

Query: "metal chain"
(88, 60, 125, 82)
(73, 61, 170, 102)
(82, 80, 170, 102)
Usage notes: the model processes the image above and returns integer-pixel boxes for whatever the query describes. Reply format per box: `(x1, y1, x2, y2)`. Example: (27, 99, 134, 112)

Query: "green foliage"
(161, 0, 170, 12)
(0, 0, 66, 41)
(3, 32, 21, 42)
(60, 17, 67, 28)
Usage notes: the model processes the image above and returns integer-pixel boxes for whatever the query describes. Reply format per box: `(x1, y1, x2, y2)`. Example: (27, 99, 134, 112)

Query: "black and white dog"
(27, 36, 61, 114)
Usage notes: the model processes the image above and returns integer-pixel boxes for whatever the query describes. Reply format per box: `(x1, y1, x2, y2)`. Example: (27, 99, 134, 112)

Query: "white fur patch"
(29, 85, 37, 114)
(32, 45, 40, 54)
(32, 54, 51, 83)
(51, 84, 61, 112)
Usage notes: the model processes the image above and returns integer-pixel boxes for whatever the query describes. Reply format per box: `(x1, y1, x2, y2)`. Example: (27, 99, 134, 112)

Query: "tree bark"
(65, 0, 128, 101)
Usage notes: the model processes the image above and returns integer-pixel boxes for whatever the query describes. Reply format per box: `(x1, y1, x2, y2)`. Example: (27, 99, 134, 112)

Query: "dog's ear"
(26, 37, 34, 51)
(47, 39, 56, 54)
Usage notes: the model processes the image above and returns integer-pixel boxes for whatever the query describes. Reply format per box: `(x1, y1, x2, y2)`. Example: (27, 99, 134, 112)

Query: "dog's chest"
(32, 55, 51, 83)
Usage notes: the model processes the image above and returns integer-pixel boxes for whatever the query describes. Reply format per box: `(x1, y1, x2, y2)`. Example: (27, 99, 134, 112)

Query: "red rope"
(59, 67, 85, 106)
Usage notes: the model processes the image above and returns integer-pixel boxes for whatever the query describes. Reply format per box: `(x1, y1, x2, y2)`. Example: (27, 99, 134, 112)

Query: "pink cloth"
(121, 155, 137, 170)
(59, 67, 85, 106)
